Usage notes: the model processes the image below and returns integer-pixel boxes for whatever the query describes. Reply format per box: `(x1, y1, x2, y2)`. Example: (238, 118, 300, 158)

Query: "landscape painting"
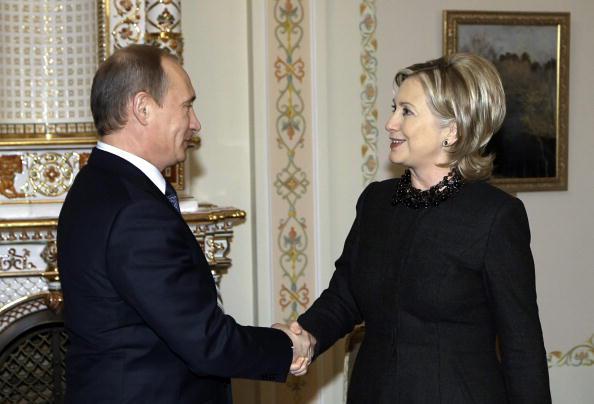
(443, 11, 569, 192)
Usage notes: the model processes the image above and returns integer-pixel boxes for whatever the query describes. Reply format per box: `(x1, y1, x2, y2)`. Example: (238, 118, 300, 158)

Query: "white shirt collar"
(96, 141, 166, 194)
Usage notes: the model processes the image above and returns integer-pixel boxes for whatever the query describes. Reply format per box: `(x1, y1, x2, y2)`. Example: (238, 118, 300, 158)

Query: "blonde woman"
(295, 53, 551, 403)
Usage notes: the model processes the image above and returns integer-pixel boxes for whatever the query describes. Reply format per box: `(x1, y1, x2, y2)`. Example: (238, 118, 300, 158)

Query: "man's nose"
(190, 109, 201, 133)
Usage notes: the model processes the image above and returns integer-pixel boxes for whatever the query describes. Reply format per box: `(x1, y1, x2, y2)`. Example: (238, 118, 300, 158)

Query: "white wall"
(183, 1, 257, 326)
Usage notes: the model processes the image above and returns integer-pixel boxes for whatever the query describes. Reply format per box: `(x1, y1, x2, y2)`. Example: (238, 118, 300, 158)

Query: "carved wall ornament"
(145, 0, 183, 58)
(0, 155, 26, 199)
(24, 152, 77, 197)
(78, 152, 91, 169)
(0, 248, 37, 272)
(40, 241, 58, 271)
(110, 0, 145, 49)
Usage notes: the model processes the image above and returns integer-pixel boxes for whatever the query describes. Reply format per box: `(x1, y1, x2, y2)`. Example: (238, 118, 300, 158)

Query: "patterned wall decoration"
(271, 0, 312, 324)
(107, 0, 145, 51)
(0, 150, 90, 203)
(359, 0, 378, 185)
(268, 0, 318, 402)
(0, 221, 57, 307)
(145, 0, 183, 59)
(548, 334, 594, 368)
(106, 0, 182, 59)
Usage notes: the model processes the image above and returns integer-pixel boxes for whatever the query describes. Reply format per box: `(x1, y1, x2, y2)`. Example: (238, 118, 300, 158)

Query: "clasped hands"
(272, 321, 317, 376)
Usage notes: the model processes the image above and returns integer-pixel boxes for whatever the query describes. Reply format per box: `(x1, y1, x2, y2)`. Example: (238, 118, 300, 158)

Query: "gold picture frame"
(443, 11, 570, 192)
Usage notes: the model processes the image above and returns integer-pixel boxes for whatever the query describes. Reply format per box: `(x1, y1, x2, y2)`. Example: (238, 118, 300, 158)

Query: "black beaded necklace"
(392, 169, 465, 209)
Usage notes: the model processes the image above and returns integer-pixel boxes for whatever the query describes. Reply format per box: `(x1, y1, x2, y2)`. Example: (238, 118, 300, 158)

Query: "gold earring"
(442, 139, 449, 147)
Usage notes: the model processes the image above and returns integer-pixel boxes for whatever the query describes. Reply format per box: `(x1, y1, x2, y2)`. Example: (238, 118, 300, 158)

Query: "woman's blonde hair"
(394, 53, 506, 181)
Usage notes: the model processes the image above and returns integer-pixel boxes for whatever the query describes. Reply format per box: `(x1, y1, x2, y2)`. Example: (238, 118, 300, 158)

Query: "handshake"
(272, 321, 317, 376)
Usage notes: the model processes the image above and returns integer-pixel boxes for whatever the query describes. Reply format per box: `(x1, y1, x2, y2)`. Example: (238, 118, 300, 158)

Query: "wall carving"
(105, 0, 182, 58)
(0, 209, 244, 310)
(0, 150, 89, 203)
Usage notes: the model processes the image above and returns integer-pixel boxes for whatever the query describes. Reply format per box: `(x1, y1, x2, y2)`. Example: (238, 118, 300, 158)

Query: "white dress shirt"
(96, 141, 166, 195)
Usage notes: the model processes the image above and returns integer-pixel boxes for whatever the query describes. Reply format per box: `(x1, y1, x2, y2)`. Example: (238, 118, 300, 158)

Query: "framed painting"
(443, 11, 570, 192)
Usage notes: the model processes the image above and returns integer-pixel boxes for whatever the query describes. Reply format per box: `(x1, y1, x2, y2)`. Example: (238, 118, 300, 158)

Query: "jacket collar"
(86, 147, 164, 200)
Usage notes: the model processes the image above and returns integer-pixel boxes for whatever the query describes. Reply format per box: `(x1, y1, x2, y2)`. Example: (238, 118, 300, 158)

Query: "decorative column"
(359, 0, 379, 185)
(145, 0, 183, 59)
(267, 0, 319, 402)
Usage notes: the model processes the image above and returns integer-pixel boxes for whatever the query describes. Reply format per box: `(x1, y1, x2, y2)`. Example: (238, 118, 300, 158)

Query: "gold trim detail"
(0, 293, 52, 331)
(548, 334, 594, 367)
(24, 152, 77, 197)
(0, 155, 26, 199)
(0, 248, 37, 272)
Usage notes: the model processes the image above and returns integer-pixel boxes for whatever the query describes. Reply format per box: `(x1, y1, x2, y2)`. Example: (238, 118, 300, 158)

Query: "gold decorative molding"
(184, 206, 246, 272)
(0, 248, 37, 272)
(0, 150, 91, 204)
(145, 0, 183, 59)
(0, 155, 26, 199)
(0, 205, 244, 311)
(0, 292, 55, 332)
(548, 335, 594, 368)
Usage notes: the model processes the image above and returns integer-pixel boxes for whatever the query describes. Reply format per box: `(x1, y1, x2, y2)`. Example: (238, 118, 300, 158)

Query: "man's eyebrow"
(184, 95, 196, 104)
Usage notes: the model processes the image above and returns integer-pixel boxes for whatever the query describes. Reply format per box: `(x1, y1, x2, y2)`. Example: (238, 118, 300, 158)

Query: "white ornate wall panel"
(0, 0, 97, 139)
(105, 0, 182, 58)
(0, 221, 57, 309)
(0, 149, 90, 203)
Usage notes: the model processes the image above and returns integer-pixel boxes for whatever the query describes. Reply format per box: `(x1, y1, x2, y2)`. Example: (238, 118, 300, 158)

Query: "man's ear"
(131, 92, 152, 126)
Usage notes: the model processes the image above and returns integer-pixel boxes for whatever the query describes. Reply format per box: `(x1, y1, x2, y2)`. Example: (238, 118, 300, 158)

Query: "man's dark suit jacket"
(58, 148, 292, 403)
(299, 179, 551, 403)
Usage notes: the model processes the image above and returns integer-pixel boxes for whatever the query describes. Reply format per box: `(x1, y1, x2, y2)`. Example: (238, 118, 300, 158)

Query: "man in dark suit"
(58, 45, 313, 403)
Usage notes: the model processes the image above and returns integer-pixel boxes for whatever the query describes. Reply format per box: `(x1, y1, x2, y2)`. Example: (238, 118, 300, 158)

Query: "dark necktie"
(165, 182, 181, 213)
(165, 181, 224, 311)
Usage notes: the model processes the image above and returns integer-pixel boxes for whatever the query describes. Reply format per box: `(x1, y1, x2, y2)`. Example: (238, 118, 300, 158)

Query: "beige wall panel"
(182, 0, 257, 327)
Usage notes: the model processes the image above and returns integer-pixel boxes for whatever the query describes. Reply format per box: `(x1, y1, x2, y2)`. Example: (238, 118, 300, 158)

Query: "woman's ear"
(131, 92, 151, 126)
(445, 122, 458, 145)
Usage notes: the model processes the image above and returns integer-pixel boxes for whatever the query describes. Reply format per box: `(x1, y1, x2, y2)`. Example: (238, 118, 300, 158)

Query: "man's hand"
(272, 322, 317, 376)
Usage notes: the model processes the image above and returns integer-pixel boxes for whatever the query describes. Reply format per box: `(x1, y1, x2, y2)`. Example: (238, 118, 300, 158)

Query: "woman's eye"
(391, 101, 397, 113)
(402, 107, 412, 116)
